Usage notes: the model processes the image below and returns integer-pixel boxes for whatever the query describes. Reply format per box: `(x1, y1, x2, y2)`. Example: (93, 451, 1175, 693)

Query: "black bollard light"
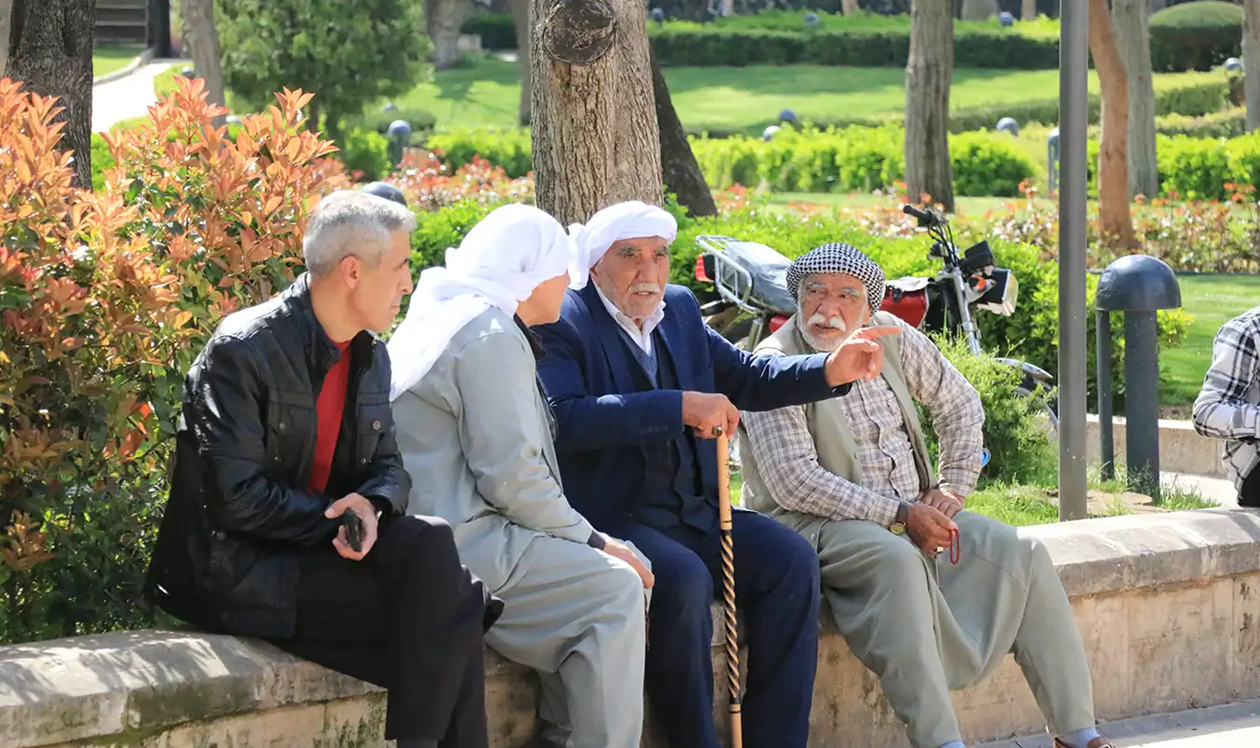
(387, 119, 412, 168)
(1094, 256, 1182, 502)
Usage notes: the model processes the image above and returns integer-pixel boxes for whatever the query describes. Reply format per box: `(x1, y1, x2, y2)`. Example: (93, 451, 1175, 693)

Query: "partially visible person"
(144, 190, 500, 748)
(1193, 305, 1260, 507)
(739, 242, 1116, 748)
(389, 204, 653, 748)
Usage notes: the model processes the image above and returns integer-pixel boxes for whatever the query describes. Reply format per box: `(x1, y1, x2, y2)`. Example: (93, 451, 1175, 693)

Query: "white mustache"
(629, 283, 661, 295)
(807, 313, 847, 333)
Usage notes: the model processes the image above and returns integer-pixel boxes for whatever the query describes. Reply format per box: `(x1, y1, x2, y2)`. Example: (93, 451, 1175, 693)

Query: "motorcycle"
(695, 204, 1058, 433)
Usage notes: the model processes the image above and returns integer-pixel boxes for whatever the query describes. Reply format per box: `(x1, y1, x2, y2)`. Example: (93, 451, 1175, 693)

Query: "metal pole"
(1097, 311, 1114, 481)
(1058, 0, 1090, 521)
(1124, 311, 1162, 503)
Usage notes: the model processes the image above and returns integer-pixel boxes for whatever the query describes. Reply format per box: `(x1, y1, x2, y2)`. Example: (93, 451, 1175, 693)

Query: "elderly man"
(145, 191, 501, 748)
(533, 201, 896, 748)
(739, 243, 1114, 748)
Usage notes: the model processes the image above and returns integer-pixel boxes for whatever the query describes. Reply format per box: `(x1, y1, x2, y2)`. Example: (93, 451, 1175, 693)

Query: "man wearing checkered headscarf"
(739, 244, 1116, 748)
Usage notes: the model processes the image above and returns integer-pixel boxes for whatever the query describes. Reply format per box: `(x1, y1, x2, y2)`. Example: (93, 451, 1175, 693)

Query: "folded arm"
(896, 322, 986, 497)
(354, 404, 411, 518)
(741, 404, 900, 526)
(189, 335, 337, 545)
(455, 333, 597, 544)
(1193, 315, 1260, 442)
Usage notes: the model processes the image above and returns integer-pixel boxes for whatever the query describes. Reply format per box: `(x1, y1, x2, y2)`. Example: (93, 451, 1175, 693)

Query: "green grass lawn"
(154, 56, 1224, 137)
(93, 46, 144, 78)
(1160, 274, 1260, 413)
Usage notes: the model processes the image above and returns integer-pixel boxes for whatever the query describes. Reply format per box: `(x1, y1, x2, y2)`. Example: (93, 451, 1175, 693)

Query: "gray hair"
(303, 190, 417, 276)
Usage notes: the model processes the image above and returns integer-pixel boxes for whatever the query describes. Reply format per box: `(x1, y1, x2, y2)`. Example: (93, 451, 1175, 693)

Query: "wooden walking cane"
(716, 429, 744, 748)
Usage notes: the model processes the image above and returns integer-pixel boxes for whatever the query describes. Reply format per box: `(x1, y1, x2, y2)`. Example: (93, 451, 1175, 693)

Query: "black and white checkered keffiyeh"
(785, 243, 885, 313)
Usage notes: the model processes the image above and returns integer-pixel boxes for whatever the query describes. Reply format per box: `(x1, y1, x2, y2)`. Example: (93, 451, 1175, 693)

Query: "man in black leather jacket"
(145, 190, 501, 748)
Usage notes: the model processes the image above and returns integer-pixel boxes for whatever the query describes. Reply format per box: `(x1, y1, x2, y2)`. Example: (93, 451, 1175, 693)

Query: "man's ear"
(339, 255, 361, 288)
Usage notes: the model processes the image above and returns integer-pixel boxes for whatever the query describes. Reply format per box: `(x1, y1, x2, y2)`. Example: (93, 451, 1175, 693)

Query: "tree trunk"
(652, 49, 716, 218)
(510, 0, 531, 125)
(1089, 0, 1137, 249)
(1245, 0, 1260, 132)
(905, 0, 955, 213)
(532, 0, 662, 225)
(1112, 0, 1158, 199)
(841, 0, 860, 14)
(182, 0, 227, 129)
(960, 0, 999, 21)
(1021, 0, 1038, 21)
(5, 0, 92, 188)
(0, 0, 13, 74)
(425, 0, 470, 70)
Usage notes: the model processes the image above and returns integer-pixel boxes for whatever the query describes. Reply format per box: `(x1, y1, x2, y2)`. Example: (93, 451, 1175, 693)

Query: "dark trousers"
(1241, 464, 1260, 507)
(621, 510, 821, 748)
(271, 515, 500, 746)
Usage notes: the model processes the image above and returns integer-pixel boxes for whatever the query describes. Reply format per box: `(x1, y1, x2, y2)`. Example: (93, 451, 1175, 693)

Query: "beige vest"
(740, 312, 934, 528)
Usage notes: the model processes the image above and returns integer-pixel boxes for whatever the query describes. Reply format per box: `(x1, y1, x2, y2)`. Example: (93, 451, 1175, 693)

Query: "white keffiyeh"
(567, 201, 678, 289)
(388, 204, 578, 401)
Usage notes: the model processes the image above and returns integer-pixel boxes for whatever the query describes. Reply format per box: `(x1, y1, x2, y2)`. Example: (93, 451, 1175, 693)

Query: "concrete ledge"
(3, 509, 1259, 748)
(1080, 414, 1228, 478)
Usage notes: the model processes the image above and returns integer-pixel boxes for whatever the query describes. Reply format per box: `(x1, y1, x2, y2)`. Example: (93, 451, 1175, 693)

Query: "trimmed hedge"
(1157, 130, 1260, 200)
(1149, 1, 1243, 73)
(688, 126, 1036, 197)
(462, 13, 517, 51)
(466, 7, 1243, 73)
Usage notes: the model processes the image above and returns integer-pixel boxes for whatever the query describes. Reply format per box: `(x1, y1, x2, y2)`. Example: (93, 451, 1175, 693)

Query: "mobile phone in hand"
(341, 511, 364, 553)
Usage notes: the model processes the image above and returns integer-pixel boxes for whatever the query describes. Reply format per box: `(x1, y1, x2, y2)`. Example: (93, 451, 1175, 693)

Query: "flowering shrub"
(0, 76, 346, 644)
(389, 149, 533, 212)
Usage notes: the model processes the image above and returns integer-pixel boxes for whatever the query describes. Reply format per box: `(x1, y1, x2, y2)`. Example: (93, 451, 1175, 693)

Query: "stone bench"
(4, 509, 1260, 748)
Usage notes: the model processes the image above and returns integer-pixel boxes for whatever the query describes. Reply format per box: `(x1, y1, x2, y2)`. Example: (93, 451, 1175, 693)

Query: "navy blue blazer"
(533, 282, 849, 534)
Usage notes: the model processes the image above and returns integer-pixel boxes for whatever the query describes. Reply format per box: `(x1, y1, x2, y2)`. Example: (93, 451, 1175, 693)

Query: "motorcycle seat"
(720, 241, 796, 315)
(886, 276, 930, 293)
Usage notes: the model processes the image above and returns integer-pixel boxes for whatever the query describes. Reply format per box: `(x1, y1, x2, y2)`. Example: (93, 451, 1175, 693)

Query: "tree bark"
(1089, 0, 1137, 249)
(426, 0, 470, 70)
(841, 0, 860, 14)
(905, 0, 955, 213)
(960, 0, 999, 21)
(1245, 0, 1260, 132)
(5, 0, 92, 188)
(182, 0, 227, 129)
(1112, 0, 1158, 199)
(652, 49, 716, 218)
(532, 0, 662, 225)
(1021, 0, 1038, 21)
(510, 0, 531, 125)
(0, 0, 12, 74)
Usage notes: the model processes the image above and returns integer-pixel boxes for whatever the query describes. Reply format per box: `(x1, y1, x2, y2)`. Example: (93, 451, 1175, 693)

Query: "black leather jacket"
(145, 275, 410, 638)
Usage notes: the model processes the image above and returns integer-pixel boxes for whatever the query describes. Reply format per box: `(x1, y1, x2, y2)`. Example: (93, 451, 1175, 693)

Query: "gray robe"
(393, 308, 647, 748)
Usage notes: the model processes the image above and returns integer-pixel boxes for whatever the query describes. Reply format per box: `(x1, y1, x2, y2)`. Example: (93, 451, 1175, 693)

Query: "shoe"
(1053, 738, 1116, 748)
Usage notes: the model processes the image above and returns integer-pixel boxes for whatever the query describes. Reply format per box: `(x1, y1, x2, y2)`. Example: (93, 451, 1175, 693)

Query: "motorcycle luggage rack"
(696, 235, 760, 315)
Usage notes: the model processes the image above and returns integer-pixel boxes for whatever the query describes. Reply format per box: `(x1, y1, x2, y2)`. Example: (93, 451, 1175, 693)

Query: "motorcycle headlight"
(974, 269, 1017, 316)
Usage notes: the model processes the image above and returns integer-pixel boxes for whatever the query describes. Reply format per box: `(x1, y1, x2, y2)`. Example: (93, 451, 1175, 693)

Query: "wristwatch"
(890, 503, 910, 536)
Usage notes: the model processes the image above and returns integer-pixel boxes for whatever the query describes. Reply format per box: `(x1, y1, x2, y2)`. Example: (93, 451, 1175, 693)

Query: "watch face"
(890, 523, 906, 535)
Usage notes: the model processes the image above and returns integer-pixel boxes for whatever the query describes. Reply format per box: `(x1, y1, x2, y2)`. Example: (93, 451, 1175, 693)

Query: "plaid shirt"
(1192, 305, 1260, 491)
(742, 318, 985, 526)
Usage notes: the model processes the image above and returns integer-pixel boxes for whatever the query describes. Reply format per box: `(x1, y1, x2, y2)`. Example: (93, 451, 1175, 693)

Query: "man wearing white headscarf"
(388, 204, 654, 748)
(534, 201, 900, 748)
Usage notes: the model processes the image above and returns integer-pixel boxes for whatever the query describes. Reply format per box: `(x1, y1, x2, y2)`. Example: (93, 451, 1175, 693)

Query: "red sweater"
(308, 341, 352, 494)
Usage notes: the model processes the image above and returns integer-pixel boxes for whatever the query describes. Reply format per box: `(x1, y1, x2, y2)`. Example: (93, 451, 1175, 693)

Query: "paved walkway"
(979, 699, 1260, 747)
(92, 59, 177, 132)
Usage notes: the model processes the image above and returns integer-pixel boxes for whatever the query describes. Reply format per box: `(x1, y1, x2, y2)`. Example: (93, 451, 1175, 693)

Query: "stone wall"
(3, 509, 1259, 748)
